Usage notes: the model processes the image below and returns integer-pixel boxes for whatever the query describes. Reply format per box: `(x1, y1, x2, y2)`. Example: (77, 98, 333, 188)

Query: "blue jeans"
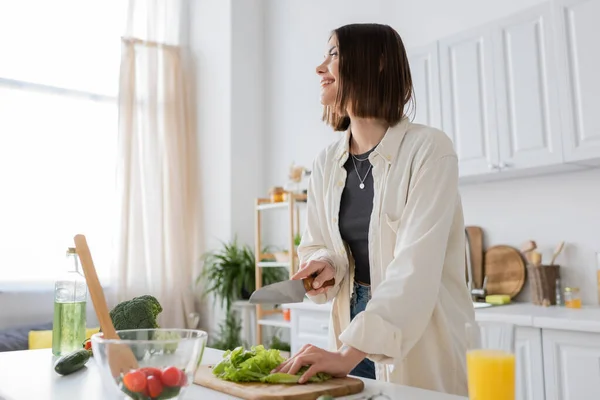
(349, 280, 376, 380)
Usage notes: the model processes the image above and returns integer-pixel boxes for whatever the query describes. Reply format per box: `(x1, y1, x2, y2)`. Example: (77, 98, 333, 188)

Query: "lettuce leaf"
(259, 368, 332, 384)
(212, 345, 332, 384)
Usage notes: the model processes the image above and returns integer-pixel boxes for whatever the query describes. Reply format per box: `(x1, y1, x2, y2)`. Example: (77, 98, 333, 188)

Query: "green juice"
(52, 301, 86, 356)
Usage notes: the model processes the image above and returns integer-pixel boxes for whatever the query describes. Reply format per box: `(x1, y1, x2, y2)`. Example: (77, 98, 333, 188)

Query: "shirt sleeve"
(297, 154, 348, 304)
(338, 155, 460, 362)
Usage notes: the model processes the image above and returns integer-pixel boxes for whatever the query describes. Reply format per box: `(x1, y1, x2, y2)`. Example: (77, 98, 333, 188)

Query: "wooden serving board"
(465, 226, 484, 289)
(484, 245, 526, 298)
(194, 365, 364, 400)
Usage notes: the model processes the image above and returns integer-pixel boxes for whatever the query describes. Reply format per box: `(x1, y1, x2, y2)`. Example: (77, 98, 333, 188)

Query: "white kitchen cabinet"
(438, 2, 600, 180)
(407, 43, 442, 130)
(492, 3, 564, 171)
(516, 327, 546, 400)
(542, 329, 600, 400)
(439, 26, 500, 177)
(289, 304, 331, 355)
(554, 0, 600, 165)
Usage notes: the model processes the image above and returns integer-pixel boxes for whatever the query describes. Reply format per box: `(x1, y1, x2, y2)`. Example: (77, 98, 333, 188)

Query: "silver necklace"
(350, 150, 372, 189)
(351, 153, 369, 162)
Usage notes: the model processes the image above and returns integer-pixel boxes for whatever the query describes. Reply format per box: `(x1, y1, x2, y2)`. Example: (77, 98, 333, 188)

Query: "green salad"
(212, 345, 331, 384)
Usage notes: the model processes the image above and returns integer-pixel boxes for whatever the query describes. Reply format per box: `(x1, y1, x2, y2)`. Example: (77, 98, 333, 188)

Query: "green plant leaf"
(196, 236, 288, 312)
(210, 311, 247, 351)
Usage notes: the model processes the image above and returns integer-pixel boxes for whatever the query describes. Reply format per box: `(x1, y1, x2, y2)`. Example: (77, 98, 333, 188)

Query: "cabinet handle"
(320, 324, 328, 331)
(488, 163, 500, 170)
(499, 162, 512, 169)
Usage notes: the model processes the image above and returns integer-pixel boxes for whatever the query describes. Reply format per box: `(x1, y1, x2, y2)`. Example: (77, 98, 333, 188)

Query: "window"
(0, 1, 126, 282)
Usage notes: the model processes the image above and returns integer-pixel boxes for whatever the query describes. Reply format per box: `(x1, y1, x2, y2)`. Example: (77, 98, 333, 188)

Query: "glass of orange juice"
(466, 321, 516, 400)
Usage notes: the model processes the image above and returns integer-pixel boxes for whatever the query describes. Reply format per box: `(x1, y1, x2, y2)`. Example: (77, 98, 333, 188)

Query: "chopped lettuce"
(212, 345, 332, 384)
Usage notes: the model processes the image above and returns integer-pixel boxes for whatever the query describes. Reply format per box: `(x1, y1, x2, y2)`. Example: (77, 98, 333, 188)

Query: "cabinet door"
(543, 329, 600, 400)
(290, 308, 330, 355)
(493, 3, 564, 171)
(407, 43, 442, 130)
(439, 27, 500, 177)
(516, 327, 546, 400)
(554, 0, 600, 164)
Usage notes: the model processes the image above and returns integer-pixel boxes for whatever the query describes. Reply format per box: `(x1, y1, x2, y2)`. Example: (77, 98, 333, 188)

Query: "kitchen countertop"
(0, 348, 467, 400)
(284, 300, 600, 333)
(475, 303, 600, 333)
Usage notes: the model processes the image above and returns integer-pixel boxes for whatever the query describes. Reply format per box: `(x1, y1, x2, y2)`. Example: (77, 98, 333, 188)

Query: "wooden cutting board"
(484, 245, 526, 298)
(465, 226, 484, 289)
(194, 365, 364, 400)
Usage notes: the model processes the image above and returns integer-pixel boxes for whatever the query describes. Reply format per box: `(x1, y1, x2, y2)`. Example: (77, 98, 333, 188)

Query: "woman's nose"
(316, 61, 327, 75)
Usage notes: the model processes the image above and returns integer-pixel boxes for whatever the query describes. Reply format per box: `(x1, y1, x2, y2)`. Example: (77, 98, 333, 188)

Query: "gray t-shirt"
(339, 146, 375, 285)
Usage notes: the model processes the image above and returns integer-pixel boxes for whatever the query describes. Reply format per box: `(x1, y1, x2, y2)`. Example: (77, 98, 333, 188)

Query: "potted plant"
(210, 310, 247, 351)
(197, 236, 287, 311)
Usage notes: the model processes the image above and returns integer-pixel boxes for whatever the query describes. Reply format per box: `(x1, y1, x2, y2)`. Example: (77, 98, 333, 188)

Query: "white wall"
(231, 0, 266, 246)
(189, 0, 233, 252)
(188, 0, 270, 339)
(262, 0, 600, 304)
(460, 169, 600, 304)
(189, 0, 264, 248)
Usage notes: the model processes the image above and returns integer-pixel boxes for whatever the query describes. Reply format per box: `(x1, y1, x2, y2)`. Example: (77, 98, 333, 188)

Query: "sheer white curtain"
(113, 0, 198, 328)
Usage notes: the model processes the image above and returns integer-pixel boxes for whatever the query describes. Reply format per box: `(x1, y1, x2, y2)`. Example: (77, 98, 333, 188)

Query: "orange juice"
(565, 298, 582, 309)
(467, 349, 515, 400)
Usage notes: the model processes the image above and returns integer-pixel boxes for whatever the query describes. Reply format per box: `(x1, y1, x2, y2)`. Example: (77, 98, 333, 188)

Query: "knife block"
(528, 265, 560, 306)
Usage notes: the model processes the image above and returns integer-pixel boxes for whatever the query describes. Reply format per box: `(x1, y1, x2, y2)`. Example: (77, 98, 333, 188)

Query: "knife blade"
(248, 275, 335, 304)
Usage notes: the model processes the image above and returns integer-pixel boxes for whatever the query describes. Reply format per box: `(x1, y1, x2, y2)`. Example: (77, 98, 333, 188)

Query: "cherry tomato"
(140, 367, 162, 380)
(161, 366, 182, 387)
(147, 375, 163, 398)
(83, 340, 92, 351)
(123, 370, 147, 393)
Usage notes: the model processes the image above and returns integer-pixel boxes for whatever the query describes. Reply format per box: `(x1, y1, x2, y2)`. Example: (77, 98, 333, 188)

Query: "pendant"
(359, 183, 365, 189)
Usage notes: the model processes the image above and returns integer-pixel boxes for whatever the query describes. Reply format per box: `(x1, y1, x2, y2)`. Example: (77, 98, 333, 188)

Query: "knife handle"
(303, 275, 335, 292)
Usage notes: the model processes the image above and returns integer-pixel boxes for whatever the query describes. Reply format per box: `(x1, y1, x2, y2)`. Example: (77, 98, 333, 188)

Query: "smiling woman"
(319, 23, 413, 133)
(276, 23, 475, 396)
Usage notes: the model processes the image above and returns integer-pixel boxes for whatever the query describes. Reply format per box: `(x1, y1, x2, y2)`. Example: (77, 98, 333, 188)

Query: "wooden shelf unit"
(254, 193, 305, 345)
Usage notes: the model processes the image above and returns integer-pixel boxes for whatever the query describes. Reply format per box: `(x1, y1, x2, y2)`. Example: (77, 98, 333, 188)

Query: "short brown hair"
(323, 23, 414, 131)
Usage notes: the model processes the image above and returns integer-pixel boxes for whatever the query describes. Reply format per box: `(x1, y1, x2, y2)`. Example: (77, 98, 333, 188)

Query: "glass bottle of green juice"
(52, 247, 87, 356)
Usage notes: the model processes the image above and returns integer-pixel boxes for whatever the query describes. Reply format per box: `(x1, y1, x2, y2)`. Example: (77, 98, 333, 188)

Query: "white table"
(0, 348, 467, 400)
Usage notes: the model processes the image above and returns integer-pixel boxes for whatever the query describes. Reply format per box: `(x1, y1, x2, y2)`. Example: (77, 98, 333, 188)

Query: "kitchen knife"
(249, 275, 335, 304)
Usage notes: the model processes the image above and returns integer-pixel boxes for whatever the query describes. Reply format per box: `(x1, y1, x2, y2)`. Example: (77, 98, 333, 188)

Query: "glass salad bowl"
(91, 329, 207, 400)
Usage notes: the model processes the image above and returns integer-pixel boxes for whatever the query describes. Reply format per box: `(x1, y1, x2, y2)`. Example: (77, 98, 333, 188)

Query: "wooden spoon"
(530, 251, 542, 266)
(550, 241, 565, 265)
(74, 234, 139, 377)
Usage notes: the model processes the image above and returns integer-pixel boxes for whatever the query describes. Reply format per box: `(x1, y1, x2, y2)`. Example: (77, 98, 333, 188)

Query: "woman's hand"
(272, 344, 366, 384)
(292, 260, 335, 296)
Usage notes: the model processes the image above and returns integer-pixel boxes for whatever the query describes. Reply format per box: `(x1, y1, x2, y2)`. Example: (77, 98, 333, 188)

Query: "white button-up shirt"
(297, 118, 475, 396)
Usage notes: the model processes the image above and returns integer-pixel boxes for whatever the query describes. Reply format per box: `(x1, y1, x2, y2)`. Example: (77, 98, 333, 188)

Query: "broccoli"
(109, 295, 163, 331)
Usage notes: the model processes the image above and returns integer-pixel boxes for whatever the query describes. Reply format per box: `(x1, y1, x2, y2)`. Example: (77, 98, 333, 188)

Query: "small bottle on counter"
(269, 186, 285, 203)
(564, 287, 582, 309)
(555, 278, 563, 306)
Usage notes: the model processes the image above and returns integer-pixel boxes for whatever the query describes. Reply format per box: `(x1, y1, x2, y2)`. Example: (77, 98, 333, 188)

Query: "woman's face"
(316, 35, 339, 106)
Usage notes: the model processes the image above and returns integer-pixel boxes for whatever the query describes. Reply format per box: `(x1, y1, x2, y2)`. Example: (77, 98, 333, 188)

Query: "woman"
(272, 23, 475, 396)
